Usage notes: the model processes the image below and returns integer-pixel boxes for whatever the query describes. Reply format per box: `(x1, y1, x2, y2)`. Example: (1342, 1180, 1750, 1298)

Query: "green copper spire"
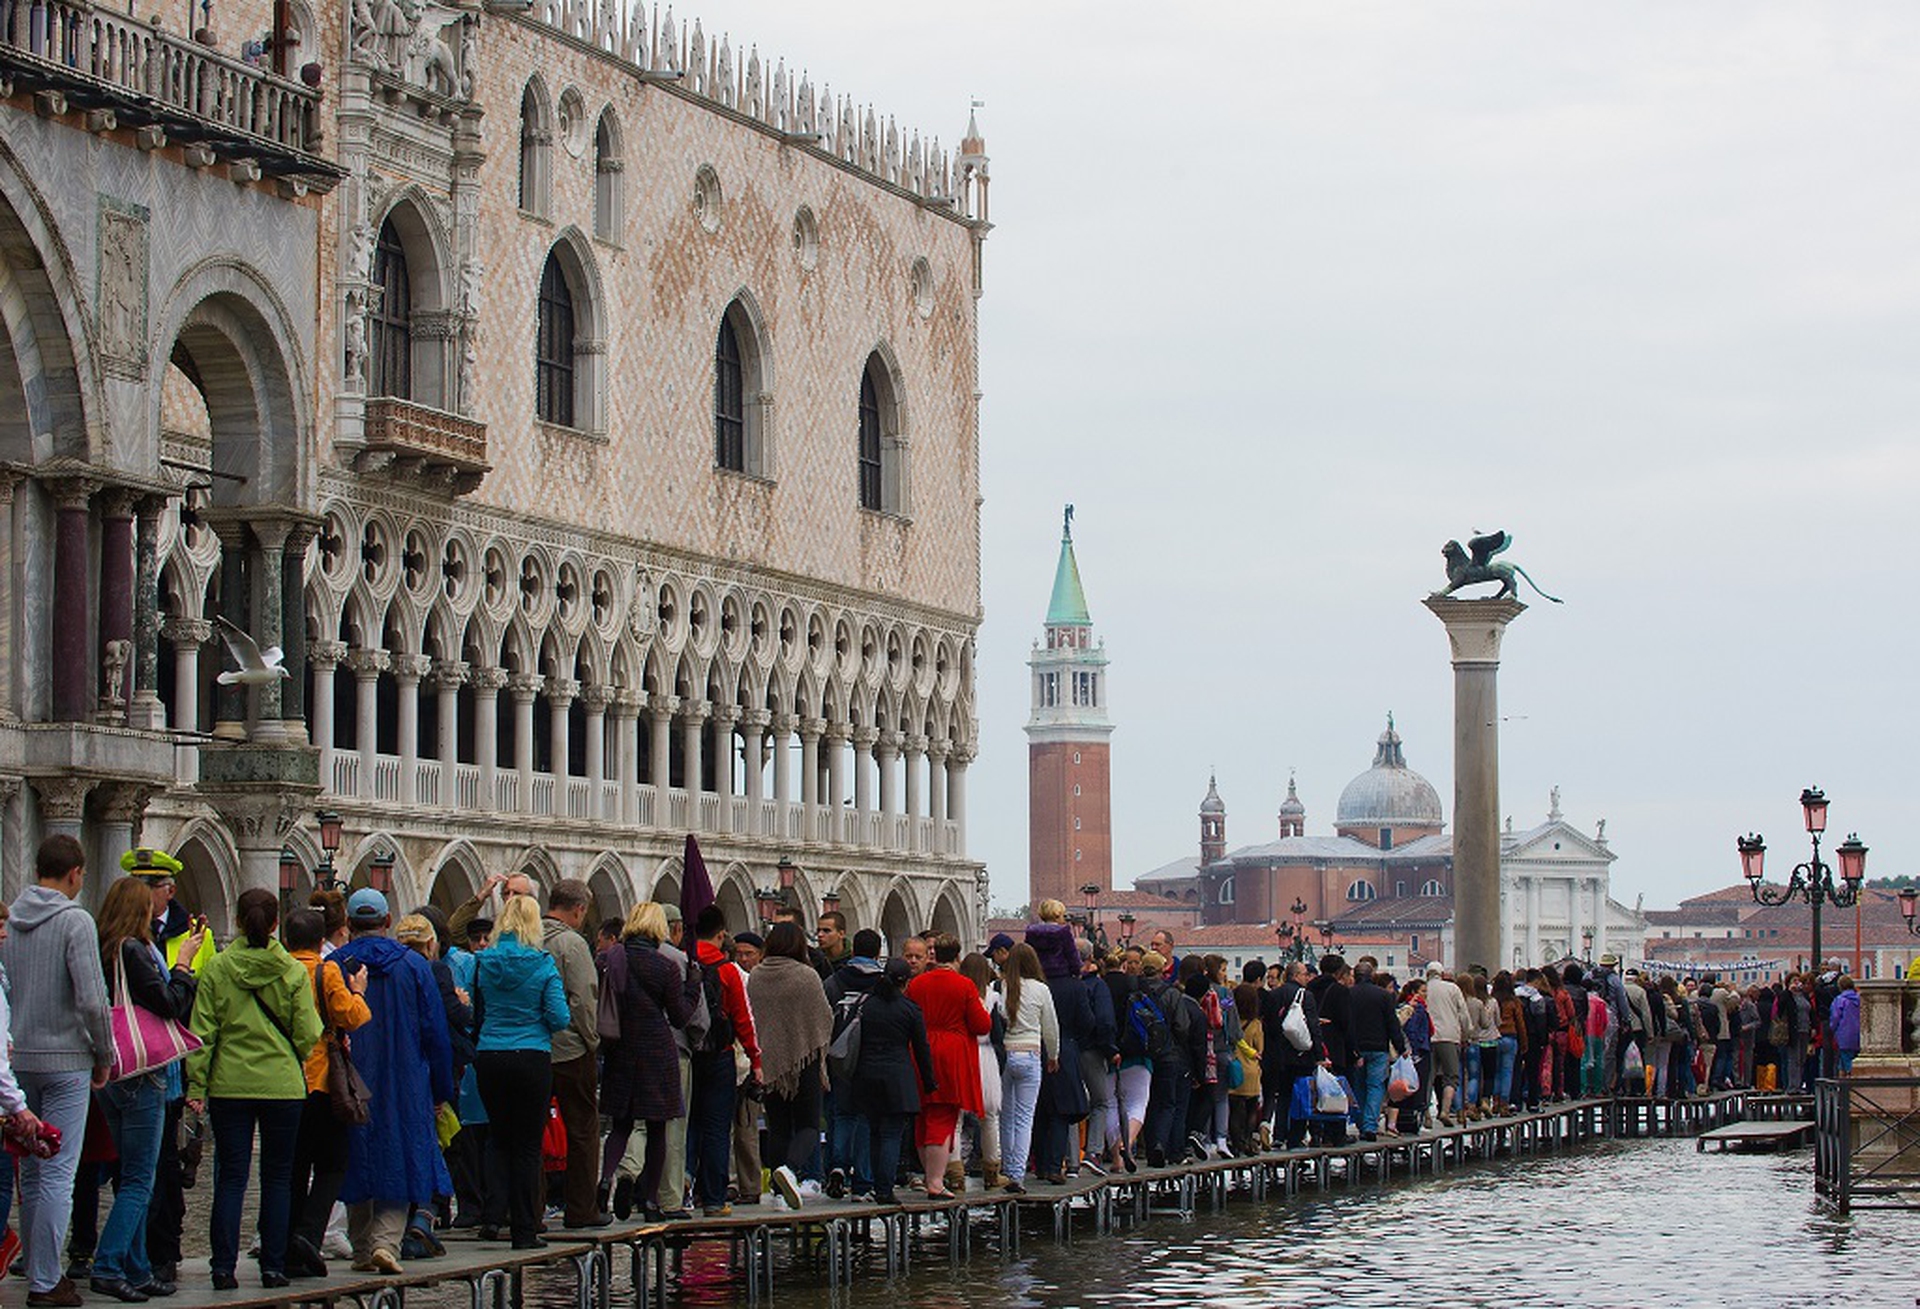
(1046, 504, 1091, 627)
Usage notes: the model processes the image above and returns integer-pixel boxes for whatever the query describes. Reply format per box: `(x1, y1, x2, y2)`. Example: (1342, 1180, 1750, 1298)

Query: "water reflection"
(498, 1138, 1915, 1309)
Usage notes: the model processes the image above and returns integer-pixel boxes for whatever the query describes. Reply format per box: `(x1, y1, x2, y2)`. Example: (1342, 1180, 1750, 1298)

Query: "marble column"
(278, 522, 316, 739)
(166, 618, 214, 733)
(32, 775, 91, 843)
(392, 653, 430, 805)
(0, 474, 21, 724)
(346, 648, 388, 797)
(432, 660, 468, 802)
(948, 745, 972, 857)
(210, 522, 249, 739)
(308, 640, 346, 767)
(680, 699, 709, 803)
(770, 712, 794, 813)
(928, 739, 950, 830)
(875, 730, 900, 819)
(129, 496, 166, 730)
(547, 677, 579, 793)
(740, 709, 769, 833)
(1592, 878, 1608, 961)
(509, 673, 543, 810)
(648, 697, 677, 790)
(1525, 876, 1541, 964)
(96, 490, 137, 723)
(904, 734, 927, 825)
(582, 684, 612, 820)
(247, 518, 292, 735)
(93, 784, 153, 880)
(823, 721, 847, 843)
(798, 717, 822, 811)
(1424, 596, 1527, 975)
(472, 666, 508, 810)
(614, 690, 644, 824)
(710, 703, 740, 810)
(51, 478, 97, 723)
(851, 726, 876, 826)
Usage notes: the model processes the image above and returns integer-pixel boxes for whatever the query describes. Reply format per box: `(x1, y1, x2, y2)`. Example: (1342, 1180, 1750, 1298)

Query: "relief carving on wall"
(97, 196, 150, 376)
(350, 0, 473, 100)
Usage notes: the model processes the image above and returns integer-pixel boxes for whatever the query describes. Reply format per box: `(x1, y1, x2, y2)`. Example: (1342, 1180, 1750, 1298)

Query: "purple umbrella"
(680, 832, 715, 925)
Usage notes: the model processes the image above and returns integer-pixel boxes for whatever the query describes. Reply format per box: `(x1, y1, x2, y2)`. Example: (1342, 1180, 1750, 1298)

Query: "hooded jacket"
(331, 934, 455, 1206)
(3, 885, 113, 1074)
(1024, 922, 1080, 982)
(186, 939, 323, 1100)
(474, 935, 572, 1052)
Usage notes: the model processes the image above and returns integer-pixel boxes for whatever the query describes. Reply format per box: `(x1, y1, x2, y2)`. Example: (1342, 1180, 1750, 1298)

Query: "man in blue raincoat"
(332, 889, 454, 1274)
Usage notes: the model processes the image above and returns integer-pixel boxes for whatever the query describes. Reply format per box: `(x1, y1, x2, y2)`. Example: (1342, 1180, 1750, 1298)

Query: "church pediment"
(1505, 818, 1616, 864)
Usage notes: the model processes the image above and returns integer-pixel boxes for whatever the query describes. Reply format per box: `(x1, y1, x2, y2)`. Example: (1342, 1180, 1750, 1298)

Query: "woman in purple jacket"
(1830, 976, 1861, 1074)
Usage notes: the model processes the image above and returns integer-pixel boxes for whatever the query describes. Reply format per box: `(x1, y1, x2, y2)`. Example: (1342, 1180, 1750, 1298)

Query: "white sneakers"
(771, 1165, 804, 1210)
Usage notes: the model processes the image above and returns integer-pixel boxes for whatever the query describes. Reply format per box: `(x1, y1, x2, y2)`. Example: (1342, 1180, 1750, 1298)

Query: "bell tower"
(1026, 506, 1112, 912)
(1200, 774, 1226, 865)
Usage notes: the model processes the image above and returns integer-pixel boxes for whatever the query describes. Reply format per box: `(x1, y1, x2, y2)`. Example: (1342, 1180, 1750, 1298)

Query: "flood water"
(501, 1137, 1917, 1309)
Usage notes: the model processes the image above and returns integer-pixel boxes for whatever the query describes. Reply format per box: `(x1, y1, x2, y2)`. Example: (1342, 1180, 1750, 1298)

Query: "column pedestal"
(1424, 596, 1526, 975)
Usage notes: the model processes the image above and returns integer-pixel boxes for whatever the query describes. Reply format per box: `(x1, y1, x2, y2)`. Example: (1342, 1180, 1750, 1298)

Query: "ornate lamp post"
(281, 807, 350, 907)
(1080, 881, 1103, 948)
(821, 886, 842, 919)
(755, 887, 782, 926)
(1738, 786, 1868, 969)
(1581, 927, 1595, 962)
(1896, 887, 1920, 938)
(1117, 911, 1136, 947)
(1316, 919, 1337, 954)
(368, 849, 395, 896)
(776, 856, 799, 913)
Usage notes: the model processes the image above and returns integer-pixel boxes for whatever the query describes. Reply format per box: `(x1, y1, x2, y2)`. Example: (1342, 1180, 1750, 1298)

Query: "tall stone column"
(392, 653, 430, 805)
(798, 717, 822, 811)
(129, 497, 166, 730)
(1424, 596, 1527, 975)
(308, 640, 346, 766)
(876, 730, 901, 818)
(740, 709, 769, 831)
(709, 703, 738, 831)
(948, 745, 973, 857)
(614, 690, 644, 823)
(0, 474, 21, 724)
(823, 722, 848, 842)
(97, 490, 137, 723)
(509, 673, 543, 809)
(582, 684, 613, 820)
(770, 712, 794, 811)
(472, 666, 508, 809)
(851, 727, 877, 821)
(210, 521, 249, 739)
(51, 478, 97, 723)
(346, 647, 388, 796)
(247, 519, 291, 736)
(904, 734, 927, 823)
(648, 697, 677, 790)
(547, 677, 579, 788)
(278, 521, 317, 740)
(166, 618, 213, 733)
(680, 699, 709, 800)
(928, 739, 950, 829)
(432, 660, 468, 799)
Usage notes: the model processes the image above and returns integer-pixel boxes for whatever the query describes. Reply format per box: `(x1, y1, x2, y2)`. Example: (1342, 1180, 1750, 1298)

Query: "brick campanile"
(1026, 506, 1113, 912)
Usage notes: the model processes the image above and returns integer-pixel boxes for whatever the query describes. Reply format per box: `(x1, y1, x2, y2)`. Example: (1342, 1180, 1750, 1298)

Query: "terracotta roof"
(1331, 895, 1454, 928)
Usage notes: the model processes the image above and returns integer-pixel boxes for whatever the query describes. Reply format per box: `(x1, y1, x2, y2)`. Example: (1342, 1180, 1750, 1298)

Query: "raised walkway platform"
(0, 1091, 1777, 1309)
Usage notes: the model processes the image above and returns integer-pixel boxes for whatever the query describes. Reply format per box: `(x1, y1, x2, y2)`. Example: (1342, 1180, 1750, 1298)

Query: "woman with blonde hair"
(471, 896, 570, 1248)
(994, 942, 1057, 1193)
(597, 902, 700, 1220)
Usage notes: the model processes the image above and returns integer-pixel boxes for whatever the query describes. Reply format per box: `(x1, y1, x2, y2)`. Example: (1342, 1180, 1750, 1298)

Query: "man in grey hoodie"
(4, 835, 112, 1306)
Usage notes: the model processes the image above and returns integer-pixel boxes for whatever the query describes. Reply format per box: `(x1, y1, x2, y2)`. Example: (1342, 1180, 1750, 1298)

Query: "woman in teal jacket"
(471, 895, 570, 1247)
(186, 889, 322, 1290)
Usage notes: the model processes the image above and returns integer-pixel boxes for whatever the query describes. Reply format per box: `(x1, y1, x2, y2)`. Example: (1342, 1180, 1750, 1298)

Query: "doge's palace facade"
(0, 0, 991, 945)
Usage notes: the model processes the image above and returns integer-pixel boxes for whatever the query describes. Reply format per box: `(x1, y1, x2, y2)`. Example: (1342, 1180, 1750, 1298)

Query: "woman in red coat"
(904, 934, 990, 1197)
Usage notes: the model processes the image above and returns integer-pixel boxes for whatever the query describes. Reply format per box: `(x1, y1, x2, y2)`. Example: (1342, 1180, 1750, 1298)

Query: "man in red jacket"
(686, 906, 762, 1217)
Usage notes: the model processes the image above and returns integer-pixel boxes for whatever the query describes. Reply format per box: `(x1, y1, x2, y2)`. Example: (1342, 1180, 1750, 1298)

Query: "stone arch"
(878, 879, 916, 955)
(537, 229, 606, 433)
(152, 259, 309, 507)
(593, 106, 624, 241)
(368, 190, 454, 409)
(0, 138, 98, 462)
(341, 831, 414, 905)
(857, 341, 908, 516)
(169, 818, 240, 935)
(585, 850, 631, 926)
(929, 883, 966, 943)
(519, 76, 554, 217)
(714, 289, 773, 477)
(511, 843, 562, 892)
(425, 837, 488, 915)
(648, 855, 682, 907)
(715, 860, 754, 934)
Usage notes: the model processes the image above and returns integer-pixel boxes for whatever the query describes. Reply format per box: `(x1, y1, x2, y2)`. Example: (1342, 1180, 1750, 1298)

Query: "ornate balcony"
(0, 0, 341, 191)
(358, 396, 489, 494)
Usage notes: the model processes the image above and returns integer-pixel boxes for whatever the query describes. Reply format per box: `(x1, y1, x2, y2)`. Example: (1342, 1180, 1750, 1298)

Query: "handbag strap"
(250, 987, 305, 1069)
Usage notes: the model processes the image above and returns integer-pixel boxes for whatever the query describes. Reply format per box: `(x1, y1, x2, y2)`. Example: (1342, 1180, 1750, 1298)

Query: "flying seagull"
(212, 614, 288, 686)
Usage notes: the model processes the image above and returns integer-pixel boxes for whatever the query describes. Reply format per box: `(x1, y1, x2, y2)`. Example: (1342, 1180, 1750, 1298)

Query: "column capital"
(545, 676, 580, 706)
(98, 486, 140, 519)
(472, 665, 511, 693)
(0, 775, 20, 804)
(93, 781, 157, 826)
(822, 718, 849, 743)
(679, 698, 712, 725)
(851, 726, 879, 751)
(950, 743, 977, 766)
(0, 470, 22, 507)
(904, 733, 929, 755)
(770, 711, 796, 737)
(344, 647, 390, 678)
(48, 476, 100, 511)
(580, 683, 617, 712)
(648, 694, 681, 723)
(1422, 596, 1528, 666)
(741, 708, 772, 732)
(30, 775, 93, 820)
(390, 652, 433, 683)
(710, 702, 740, 729)
(927, 737, 953, 761)
(799, 716, 826, 740)
(876, 729, 903, 757)
(508, 672, 545, 702)
(164, 616, 213, 647)
(429, 659, 471, 690)
(309, 638, 349, 668)
(612, 688, 647, 716)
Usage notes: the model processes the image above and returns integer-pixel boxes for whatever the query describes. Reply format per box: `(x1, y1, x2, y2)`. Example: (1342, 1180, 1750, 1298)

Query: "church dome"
(1278, 774, 1305, 822)
(1199, 773, 1225, 816)
(1335, 716, 1442, 831)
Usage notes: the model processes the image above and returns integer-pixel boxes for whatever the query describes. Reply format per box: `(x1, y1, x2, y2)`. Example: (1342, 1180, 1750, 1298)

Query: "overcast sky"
(716, 1, 1918, 911)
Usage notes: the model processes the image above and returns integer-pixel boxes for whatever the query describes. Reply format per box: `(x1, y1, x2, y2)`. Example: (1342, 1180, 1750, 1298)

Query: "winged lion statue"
(1432, 531, 1562, 603)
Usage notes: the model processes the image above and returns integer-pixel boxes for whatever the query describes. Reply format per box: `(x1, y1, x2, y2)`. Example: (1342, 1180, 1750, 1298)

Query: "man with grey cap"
(610, 902, 707, 1219)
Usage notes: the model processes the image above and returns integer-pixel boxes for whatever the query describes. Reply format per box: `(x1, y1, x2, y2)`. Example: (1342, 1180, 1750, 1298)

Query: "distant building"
(1026, 509, 1112, 912)
(1132, 720, 1646, 970)
(1643, 885, 1920, 983)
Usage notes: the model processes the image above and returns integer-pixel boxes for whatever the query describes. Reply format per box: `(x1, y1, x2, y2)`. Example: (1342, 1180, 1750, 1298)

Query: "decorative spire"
(1045, 503, 1091, 627)
(1200, 771, 1225, 815)
(1372, 713, 1406, 769)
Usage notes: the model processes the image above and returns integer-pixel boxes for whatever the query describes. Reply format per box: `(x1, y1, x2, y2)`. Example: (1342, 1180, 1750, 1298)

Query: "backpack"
(825, 991, 869, 1085)
(693, 961, 734, 1055)
(1122, 992, 1174, 1064)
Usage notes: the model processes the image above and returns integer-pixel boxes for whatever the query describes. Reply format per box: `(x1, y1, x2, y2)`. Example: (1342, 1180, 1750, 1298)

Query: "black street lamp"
(1739, 786, 1868, 968)
(282, 808, 350, 907)
(821, 886, 842, 918)
(776, 856, 799, 911)
(1117, 911, 1136, 946)
(1581, 927, 1595, 962)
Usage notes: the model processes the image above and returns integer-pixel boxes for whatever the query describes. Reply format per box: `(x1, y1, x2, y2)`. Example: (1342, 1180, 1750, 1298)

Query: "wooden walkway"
(1696, 1119, 1815, 1153)
(0, 1091, 1760, 1309)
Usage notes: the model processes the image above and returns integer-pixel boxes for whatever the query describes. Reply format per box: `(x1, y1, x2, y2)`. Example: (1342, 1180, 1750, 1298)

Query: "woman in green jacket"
(185, 889, 322, 1290)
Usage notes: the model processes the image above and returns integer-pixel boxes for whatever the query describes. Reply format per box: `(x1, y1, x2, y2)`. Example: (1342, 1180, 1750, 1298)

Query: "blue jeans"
(999, 1051, 1042, 1180)
(1459, 1045, 1483, 1111)
(866, 1112, 912, 1201)
(93, 1075, 167, 1285)
(829, 1104, 872, 1194)
(684, 1051, 736, 1209)
(1495, 1035, 1518, 1103)
(1838, 1050, 1857, 1074)
(1712, 1040, 1738, 1088)
(208, 1097, 303, 1277)
(17, 1070, 91, 1293)
(1356, 1051, 1391, 1134)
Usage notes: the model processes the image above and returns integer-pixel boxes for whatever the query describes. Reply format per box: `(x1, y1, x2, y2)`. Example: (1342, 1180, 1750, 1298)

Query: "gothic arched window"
(714, 316, 745, 471)
(857, 366, 882, 509)
(536, 252, 575, 427)
(519, 81, 551, 216)
(369, 218, 411, 400)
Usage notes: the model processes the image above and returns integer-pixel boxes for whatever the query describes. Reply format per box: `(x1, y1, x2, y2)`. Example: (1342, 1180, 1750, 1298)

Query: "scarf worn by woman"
(748, 955, 833, 1098)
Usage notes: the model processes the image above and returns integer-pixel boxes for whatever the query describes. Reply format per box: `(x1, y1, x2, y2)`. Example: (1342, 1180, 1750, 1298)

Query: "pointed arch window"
(715, 317, 745, 471)
(519, 82, 551, 216)
(856, 351, 907, 515)
(593, 111, 623, 241)
(370, 218, 411, 399)
(858, 368, 882, 509)
(536, 253, 575, 427)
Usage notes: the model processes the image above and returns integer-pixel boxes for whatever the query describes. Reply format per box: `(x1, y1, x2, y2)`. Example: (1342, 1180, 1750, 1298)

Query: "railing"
(1815, 1076, 1920, 1213)
(361, 397, 489, 489)
(0, 0, 332, 163)
(313, 752, 967, 858)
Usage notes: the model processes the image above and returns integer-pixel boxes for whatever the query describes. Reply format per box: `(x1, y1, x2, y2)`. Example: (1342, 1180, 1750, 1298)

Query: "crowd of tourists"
(0, 839, 1874, 1302)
